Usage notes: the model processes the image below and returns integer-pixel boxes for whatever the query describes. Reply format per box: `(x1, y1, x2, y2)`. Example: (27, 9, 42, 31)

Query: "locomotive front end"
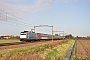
(20, 31, 28, 41)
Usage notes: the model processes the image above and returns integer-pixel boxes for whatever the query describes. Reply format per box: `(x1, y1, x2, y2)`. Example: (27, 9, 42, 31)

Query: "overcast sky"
(0, 0, 90, 37)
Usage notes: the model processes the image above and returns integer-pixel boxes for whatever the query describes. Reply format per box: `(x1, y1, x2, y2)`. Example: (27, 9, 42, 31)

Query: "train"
(20, 31, 64, 42)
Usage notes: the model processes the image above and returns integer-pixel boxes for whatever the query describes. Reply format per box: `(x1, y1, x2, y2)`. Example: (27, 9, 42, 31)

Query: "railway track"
(0, 40, 62, 47)
(0, 40, 46, 47)
(0, 40, 61, 50)
(0, 42, 29, 46)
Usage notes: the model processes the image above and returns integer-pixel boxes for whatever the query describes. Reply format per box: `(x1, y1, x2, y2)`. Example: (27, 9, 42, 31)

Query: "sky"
(0, 0, 90, 37)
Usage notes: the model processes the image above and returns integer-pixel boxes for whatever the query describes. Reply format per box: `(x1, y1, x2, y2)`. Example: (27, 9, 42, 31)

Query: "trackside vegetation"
(0, 40, 74, 60)
(45, 40, 74, 60)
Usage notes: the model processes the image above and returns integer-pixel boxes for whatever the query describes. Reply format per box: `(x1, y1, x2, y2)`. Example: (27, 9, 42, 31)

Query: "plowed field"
(75, 39, 90, 59)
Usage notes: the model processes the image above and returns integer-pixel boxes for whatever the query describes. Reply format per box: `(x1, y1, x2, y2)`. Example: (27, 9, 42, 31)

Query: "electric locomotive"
(20, 31, 64, 42)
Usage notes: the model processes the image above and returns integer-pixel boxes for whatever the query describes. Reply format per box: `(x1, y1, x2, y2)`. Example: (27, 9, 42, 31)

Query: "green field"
(0, 40, 74, 60)
(0, 39, 21, 44)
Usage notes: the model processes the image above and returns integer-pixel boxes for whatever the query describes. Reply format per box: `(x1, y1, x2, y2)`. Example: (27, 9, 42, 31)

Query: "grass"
(45, 40, 74, 60)
(0, 39, 20, 44)
(0, 40, 74, 60)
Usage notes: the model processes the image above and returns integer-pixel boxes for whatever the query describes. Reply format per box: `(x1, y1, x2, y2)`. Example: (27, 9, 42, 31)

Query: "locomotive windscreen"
(20, 32, 27, 39)
(20, 32, 27, 35)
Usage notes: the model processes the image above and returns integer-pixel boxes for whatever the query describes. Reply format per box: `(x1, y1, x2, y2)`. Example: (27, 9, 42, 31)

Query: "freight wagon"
(20, 31, 64, 42)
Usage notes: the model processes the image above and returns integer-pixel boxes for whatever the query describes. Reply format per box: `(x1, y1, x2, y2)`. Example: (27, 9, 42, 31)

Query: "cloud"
(0, 0, 76, 13)
(0, 0, 26, 2)
(0, 0, 54, 13)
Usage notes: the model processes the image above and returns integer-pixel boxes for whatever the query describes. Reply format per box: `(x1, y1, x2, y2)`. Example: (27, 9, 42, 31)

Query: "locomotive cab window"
(20, 32, 27, 35)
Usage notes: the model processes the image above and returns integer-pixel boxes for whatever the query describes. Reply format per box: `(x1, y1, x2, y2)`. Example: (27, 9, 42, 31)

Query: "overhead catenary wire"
(0, 15, 32, 27)
(0, 16, 32, 28)
(0, 10, 33, 28)
(0, 10, 31, 25)
(0, 12, 32, 26)
(0, 19, 32, 28)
